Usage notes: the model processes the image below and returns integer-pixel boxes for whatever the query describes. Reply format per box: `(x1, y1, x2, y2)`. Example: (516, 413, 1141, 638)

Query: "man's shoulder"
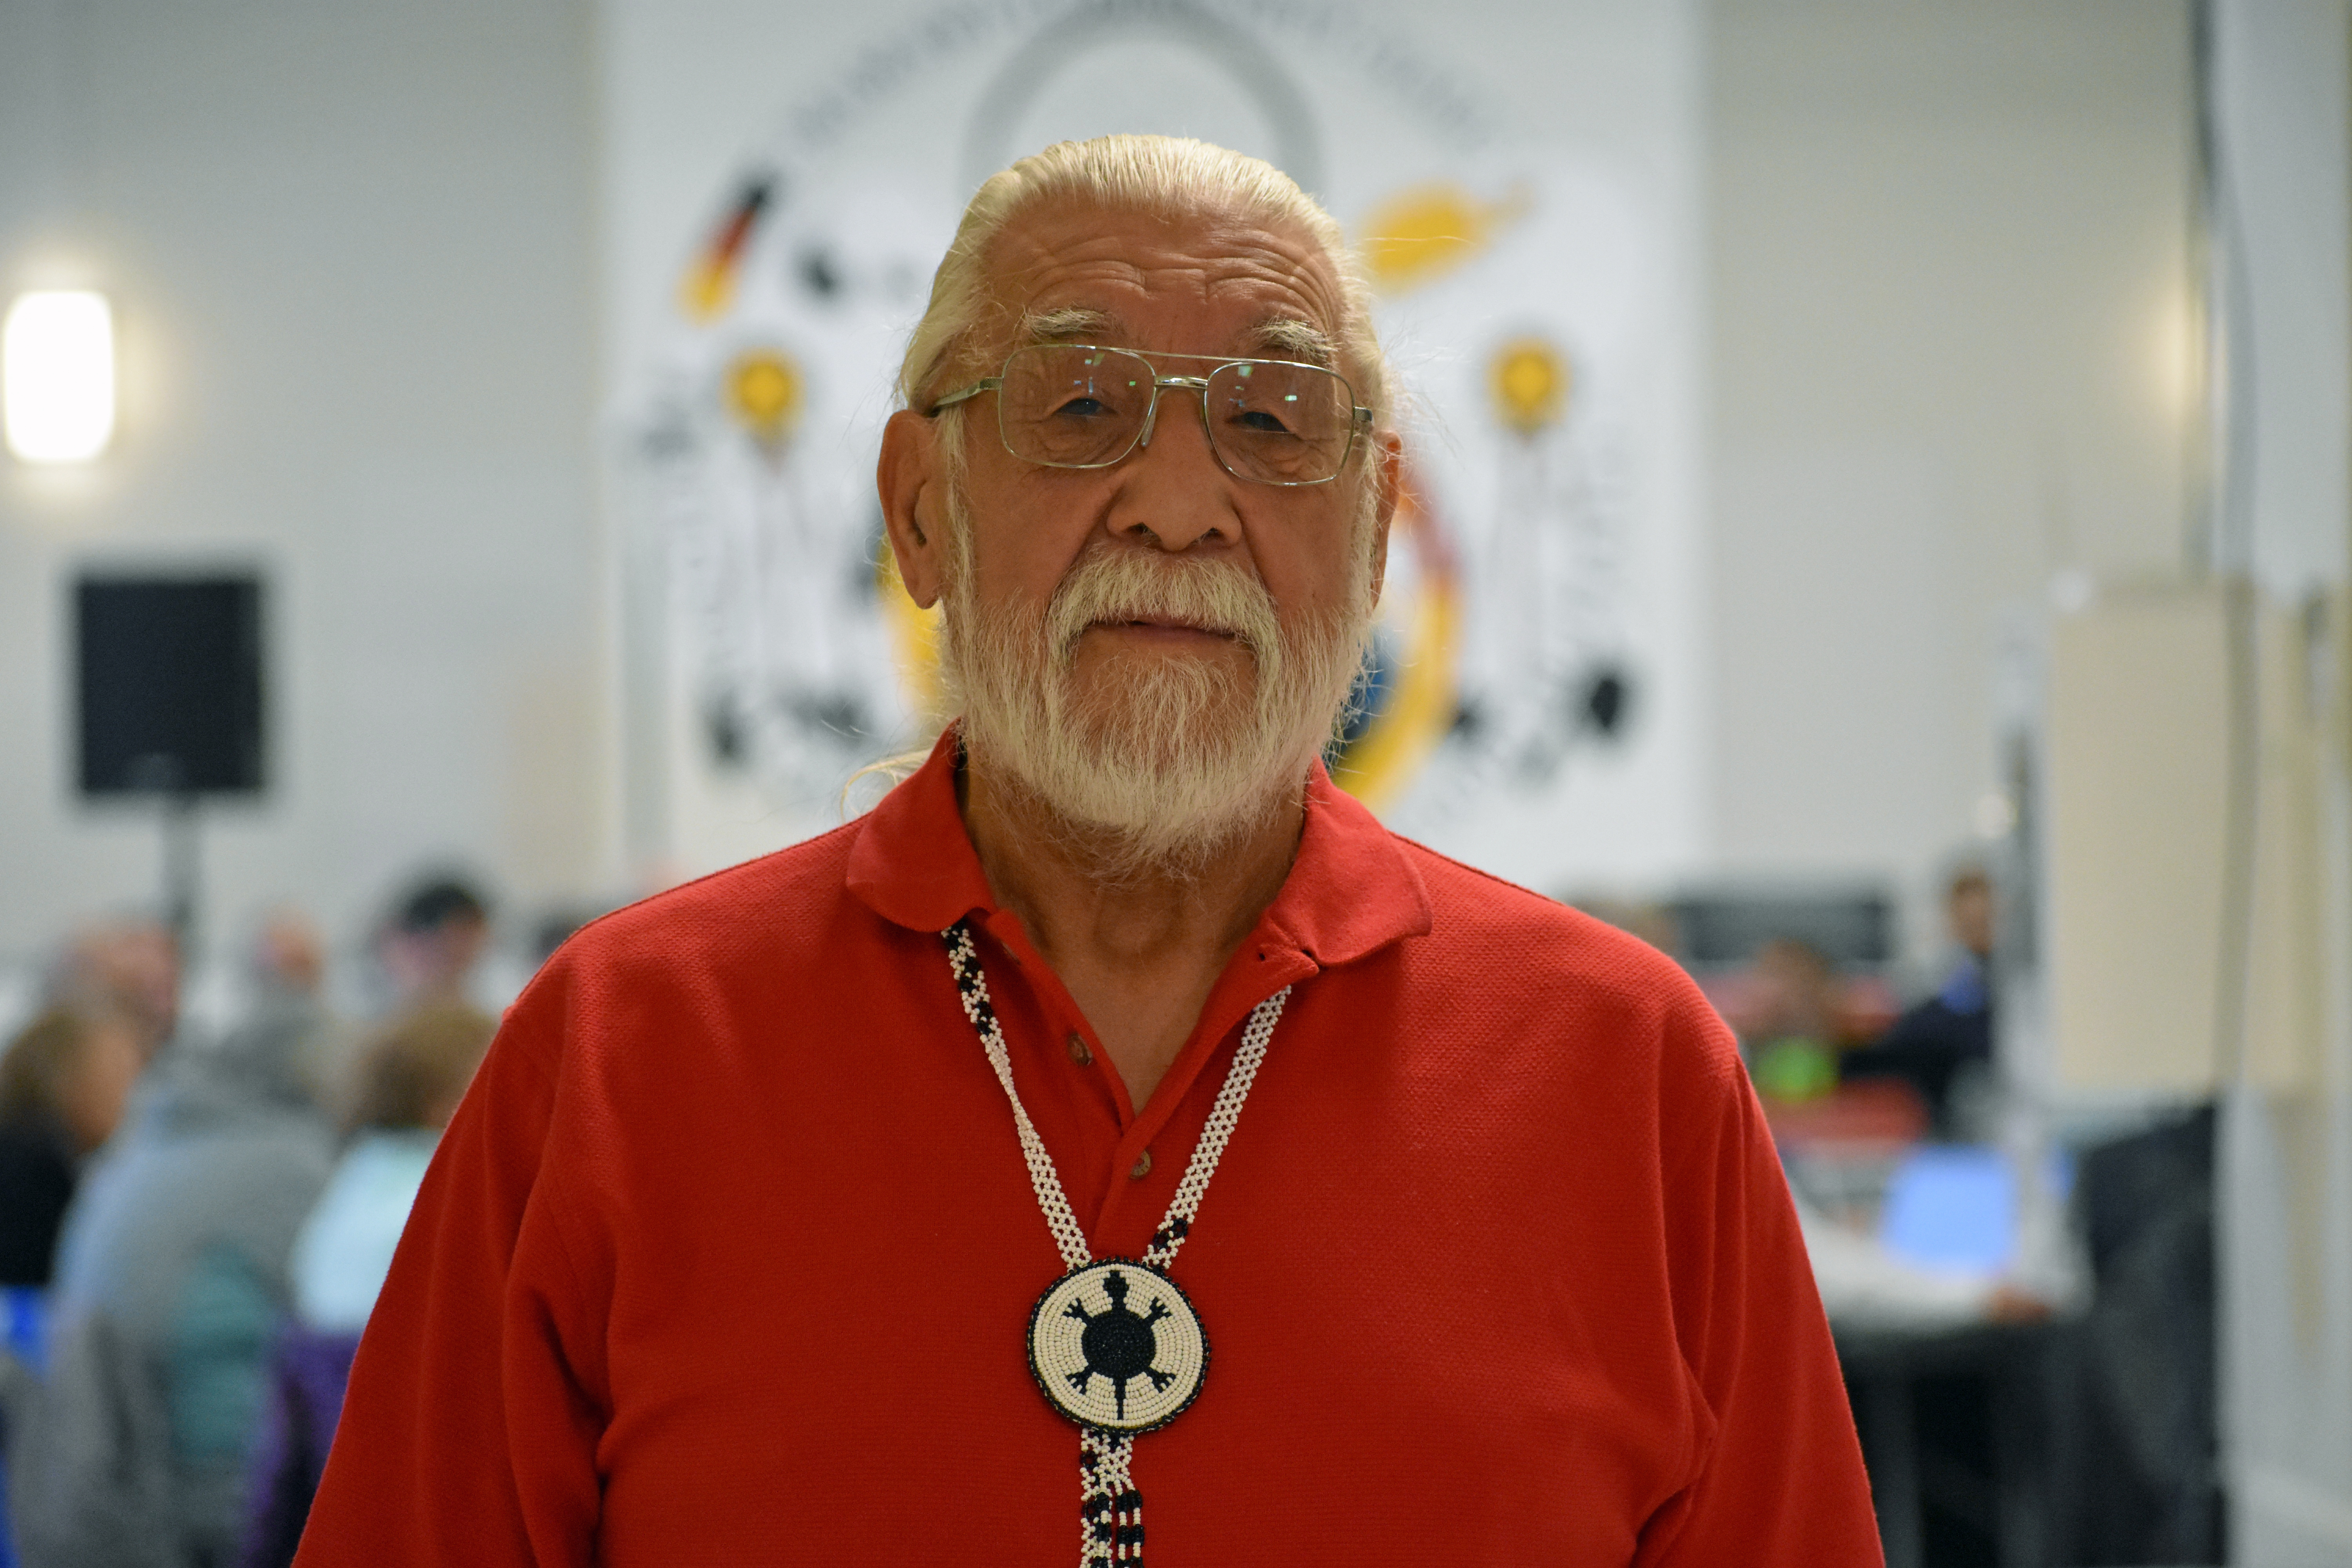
(555, 818, 870, 975)
(1389, 835, 1689, 991)
(1351, 831, 1747, 1139)
(495, 821, 887, 1067)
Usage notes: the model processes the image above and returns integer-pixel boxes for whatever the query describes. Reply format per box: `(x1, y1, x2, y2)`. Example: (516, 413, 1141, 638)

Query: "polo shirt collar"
(844, 725, 1432, 968)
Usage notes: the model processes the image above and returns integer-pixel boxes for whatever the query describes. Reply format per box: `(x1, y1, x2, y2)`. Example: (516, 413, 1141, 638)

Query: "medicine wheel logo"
(1028, 1261, 1209, 1434)
(639, 0, 1663, 845)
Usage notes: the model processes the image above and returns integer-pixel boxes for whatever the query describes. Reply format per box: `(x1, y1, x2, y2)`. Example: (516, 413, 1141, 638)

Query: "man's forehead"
(981, 200, 1345, 351)
(1014, 303, 1339, 368)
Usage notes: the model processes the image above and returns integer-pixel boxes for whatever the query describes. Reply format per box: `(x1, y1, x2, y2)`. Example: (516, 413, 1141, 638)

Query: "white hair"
(897, 134, 1391, 422)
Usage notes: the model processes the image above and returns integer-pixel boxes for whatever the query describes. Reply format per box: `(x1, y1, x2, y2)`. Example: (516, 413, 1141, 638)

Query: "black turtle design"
(1062, 1270, 1177, 1419)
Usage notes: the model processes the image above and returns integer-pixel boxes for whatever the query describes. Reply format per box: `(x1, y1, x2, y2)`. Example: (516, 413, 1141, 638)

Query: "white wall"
(1705, 0, 2198, 958)
(0, 0, 609, 967)
(2210, 3, 2352, 1557)
(1707, 9, 2352, 1550)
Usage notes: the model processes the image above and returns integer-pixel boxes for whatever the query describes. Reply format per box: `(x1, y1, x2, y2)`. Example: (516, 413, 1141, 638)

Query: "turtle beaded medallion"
(1029, 1260, 1210, 1432)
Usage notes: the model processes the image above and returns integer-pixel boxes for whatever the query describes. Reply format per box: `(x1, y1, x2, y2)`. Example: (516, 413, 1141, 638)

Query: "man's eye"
(1049, 396, 1114, 419)
(1232, 409, 1296, 436)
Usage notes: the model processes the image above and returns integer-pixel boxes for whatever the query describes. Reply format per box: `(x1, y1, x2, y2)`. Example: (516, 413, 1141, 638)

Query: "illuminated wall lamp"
(4, 290, 117, 464)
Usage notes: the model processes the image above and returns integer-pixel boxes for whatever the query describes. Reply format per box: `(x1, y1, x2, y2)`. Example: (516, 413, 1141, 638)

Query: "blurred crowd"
(1708, 869, 2062, 1328)
(1579, 867, 2223, 1565)
(1576, 866, 2066, 1332)
(0, 876, 521, 1568)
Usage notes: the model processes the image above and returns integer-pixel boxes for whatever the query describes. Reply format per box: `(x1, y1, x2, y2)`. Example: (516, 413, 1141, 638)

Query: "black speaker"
(75, 573, 266, 798)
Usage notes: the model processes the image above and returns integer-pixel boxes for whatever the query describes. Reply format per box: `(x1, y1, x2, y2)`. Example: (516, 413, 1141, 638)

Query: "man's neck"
(960, 762, 1304, 1109)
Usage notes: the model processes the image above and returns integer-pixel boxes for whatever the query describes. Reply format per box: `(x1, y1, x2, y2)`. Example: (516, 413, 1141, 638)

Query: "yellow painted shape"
(877, 545, 944, 718)
(1491, 336, 1572, 435)
(682, 260, 735, 323)
(1356, 183, 1527, 295)
(1330, 579, 1459, 810)
(1329, 480, 1461, 809)
(726, 349, 804, 443)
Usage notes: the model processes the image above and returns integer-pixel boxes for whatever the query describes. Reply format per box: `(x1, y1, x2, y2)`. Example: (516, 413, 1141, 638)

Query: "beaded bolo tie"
(942, 919, 1290, 1568)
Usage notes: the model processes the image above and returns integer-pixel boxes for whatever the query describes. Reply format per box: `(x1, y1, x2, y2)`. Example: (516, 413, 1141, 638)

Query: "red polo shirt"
(296, 733, 1880, 1566)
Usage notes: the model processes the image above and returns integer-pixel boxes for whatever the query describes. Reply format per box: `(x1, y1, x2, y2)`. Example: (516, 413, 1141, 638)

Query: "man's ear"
(878, 409, 946, 610)
(1366, 430, 1404, 610)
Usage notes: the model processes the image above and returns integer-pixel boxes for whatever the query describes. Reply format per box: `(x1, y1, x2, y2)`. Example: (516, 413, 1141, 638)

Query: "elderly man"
(297, 136, 1878, 1566)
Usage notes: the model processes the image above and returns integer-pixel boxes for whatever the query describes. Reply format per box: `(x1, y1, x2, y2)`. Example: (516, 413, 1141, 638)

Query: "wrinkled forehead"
(974, 198, 1350, 366)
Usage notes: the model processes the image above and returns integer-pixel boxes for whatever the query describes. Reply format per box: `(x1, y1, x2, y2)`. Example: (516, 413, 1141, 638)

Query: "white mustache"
(1043, 549, 1281, 666)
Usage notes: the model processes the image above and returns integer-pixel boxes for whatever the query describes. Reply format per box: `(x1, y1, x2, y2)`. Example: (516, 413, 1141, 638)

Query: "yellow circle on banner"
(726, 348, 803, 443)
(1491, 337, 1569, 435)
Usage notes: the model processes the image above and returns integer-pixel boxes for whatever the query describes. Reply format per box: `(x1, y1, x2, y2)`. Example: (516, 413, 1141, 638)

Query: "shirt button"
(1130, 1149, 1153, 1180)
(1066, 1033, 1093, 1066)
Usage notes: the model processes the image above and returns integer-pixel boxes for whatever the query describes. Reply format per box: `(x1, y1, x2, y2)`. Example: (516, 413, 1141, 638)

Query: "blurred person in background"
(223, 911, 367, 1131)
(372, 876, 491, 1017)
(46, 920, 182, 1065)
(1840, 866, 1994, 1134)
(237, 1003, 493, 1568)
(13, 925, 335, 1568)
(1708, 923, 2038, 1331)
(248, 916, 326, 1015)
(0, 1009, 148, 1568)
(1722, 937, 1894, 1107)
(0, 1010, 145, 1289)
(238, 913, 345, 1116)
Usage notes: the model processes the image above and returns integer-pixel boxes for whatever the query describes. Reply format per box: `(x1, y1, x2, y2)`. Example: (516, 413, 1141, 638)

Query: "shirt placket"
(974, 909, 1316, 1258)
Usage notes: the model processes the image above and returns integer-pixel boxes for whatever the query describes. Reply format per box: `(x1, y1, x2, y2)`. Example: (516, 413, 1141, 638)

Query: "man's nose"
(1116, 385, 1235, 552)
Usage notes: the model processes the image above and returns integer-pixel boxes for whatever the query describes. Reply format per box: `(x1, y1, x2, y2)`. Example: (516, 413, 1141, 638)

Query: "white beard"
(941, 525, 1373, 882)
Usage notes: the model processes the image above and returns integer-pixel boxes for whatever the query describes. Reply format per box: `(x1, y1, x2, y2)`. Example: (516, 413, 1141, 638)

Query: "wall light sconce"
(4, 289, 117, 463)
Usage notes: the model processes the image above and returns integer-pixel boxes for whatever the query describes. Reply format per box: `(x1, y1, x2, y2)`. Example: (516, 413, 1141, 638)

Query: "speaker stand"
(161, 789, 201, 958)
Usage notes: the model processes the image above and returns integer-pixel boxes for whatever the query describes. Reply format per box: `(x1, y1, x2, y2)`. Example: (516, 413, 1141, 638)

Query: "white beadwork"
(942, 922, 1290, 1568)
(1080, 1426, 1140, 1564)
(947, 923, 1092, 1271)
(1147, 991, 1282, 1270)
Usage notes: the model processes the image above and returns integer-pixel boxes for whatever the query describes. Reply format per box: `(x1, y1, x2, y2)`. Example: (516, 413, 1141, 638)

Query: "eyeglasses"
(926, 343, 1374, 487)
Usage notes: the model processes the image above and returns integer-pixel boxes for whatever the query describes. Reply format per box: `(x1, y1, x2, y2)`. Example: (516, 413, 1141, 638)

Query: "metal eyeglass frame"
(924, 344, 1376, 487)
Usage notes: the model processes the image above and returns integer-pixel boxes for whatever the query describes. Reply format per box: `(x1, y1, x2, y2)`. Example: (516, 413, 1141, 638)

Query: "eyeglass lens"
(997, 345, 1354, 484)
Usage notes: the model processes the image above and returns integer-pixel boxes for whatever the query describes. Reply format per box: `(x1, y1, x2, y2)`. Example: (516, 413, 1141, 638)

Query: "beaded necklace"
(942, 919, 1290, 1568)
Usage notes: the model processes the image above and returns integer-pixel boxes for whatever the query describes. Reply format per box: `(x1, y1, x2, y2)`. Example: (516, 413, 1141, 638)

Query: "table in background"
(1836, 1316, 2073, 1568)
